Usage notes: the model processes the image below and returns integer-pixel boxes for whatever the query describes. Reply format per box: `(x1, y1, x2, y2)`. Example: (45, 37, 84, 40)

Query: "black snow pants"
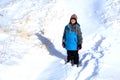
(67, 50, 79, 65)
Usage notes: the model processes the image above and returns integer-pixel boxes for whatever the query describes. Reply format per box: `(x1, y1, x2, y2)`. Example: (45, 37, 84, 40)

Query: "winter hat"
(70, 14, 77, 20)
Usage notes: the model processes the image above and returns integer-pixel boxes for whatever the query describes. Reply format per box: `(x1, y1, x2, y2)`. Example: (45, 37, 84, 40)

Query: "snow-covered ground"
(0, 0, 120, 80)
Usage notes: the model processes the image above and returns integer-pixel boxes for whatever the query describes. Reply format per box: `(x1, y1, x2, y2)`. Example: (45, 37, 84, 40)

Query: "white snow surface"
(0, 0, 120, 80)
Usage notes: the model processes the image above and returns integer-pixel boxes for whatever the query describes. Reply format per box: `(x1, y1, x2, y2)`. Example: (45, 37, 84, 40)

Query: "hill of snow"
(0, 0, 120, 80)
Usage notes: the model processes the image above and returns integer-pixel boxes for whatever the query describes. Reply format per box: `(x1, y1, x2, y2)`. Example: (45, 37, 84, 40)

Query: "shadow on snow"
(36, 33, 66, 80)
(36, 33, 66, 60)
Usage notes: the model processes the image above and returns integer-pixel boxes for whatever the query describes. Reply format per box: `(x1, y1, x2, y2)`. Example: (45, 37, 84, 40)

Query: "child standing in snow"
(62, 14, 83, 67)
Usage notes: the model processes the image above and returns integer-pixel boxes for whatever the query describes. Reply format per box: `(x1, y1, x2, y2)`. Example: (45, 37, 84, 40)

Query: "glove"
(78, 44, 82, 50)
(62, 42, 65, 48)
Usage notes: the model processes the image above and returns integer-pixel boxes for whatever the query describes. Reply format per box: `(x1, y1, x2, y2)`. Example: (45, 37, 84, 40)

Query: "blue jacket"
(62, 23, 82, 50)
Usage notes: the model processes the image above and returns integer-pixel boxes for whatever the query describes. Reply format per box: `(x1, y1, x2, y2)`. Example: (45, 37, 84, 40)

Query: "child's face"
(71, 19, 76, 25)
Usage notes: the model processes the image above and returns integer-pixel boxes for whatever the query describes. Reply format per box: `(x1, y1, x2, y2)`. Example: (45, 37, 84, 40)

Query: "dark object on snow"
(62, 42, 65, 48)
(78, 44, 82, 50)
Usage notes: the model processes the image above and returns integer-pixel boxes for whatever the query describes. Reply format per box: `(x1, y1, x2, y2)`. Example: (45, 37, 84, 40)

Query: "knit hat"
(70, 14, 77, 20)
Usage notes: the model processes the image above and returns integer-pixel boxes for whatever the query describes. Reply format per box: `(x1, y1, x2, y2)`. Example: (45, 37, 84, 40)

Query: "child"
(62, 14, 83, 67)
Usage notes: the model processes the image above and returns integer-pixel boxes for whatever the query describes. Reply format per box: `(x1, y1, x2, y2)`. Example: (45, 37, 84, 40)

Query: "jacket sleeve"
(76, 25, 83, 45)
(62, 26, 67, 43)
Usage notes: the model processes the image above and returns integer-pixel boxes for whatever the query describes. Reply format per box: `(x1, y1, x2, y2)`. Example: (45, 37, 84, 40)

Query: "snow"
(0, 0, 120, 80)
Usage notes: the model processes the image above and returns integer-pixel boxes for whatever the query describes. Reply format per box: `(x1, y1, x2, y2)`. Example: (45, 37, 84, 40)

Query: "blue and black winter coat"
(62, 23, 83, 50)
